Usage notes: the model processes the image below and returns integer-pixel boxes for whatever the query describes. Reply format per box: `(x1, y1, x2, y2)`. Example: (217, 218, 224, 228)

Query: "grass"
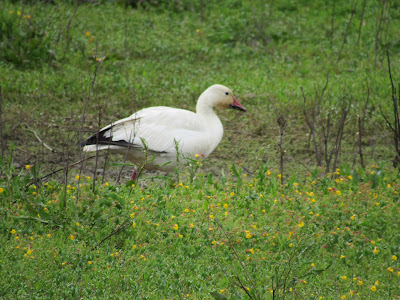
(1, 157, 400, 298)
(1, 0, 400, 298)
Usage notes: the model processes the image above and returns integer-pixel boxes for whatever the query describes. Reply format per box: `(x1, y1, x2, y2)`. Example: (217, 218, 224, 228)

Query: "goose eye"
(225, 92, 229, 96)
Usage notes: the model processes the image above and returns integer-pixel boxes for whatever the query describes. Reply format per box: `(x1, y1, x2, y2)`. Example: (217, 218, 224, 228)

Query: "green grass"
(1, 157, 400, 298)
(1, 0, 400, 298)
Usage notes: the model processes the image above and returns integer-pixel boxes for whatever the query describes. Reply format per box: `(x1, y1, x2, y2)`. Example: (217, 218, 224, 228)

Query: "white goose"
(81, 84, 246, 179)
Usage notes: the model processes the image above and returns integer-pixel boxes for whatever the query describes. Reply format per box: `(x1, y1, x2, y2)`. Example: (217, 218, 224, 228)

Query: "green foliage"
(0, 8, 54, 69)
(1, 162, 400, 298)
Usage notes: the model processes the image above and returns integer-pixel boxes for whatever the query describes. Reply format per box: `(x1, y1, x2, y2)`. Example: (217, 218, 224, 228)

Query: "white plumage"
(82, 84, 246, 173)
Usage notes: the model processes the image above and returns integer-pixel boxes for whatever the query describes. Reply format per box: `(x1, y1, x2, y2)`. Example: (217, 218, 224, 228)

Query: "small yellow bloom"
(173, 224, 179, 230)
(298, 221, 304, 228)
(341, 296, 347, 299)
(350, 215, 356, 220)
(62, 262, 67, 266)
(88, 261, 93, 265)
(387, 267, 394, 272)
(47, 234, 51, 238)
(249, 248, 254, 254)
(289, 243, 293, 247)
(373, 247, 379, 254)
(132, 245, 137, 249)
(25, 165, 31, 170)
(9, 11, 13, 14)
(223, 203, 228, 208)
(340, 255, 346, 259)
(336, 190, 341, 196)
(358, 280, 363, 285)
(392, 255, 397, 260)
(75, 175, 80, 180)
(189, 223, 194, 228)
(86, 31, 91, 37)
(184, 209, 190, 212)
(130, 214, 135, 218)
(311, 263, 315, 267)
(11, 229, 16, 234)
(230, 192, 235, 196)
(179, 234, 183, 238)
(132, 222, 136, 228)
(370, 286, 377, 291)
(27, 249, 32, 255)
(219, 289, 226, 294)
(0, 188, 4, 193)
(341, 276, 347, 280)
(17, 11, 21, 15)
(70, 234, 75, 240)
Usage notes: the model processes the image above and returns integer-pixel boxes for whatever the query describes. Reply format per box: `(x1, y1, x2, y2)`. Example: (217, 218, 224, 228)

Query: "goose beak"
(230, 96, 246, 112)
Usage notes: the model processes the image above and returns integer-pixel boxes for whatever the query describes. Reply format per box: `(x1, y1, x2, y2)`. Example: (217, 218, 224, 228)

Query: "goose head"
(197, 84, 246, 113)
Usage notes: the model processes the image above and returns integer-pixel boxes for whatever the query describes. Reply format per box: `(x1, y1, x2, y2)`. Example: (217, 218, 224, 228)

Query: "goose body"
(82, 84, 246, 172)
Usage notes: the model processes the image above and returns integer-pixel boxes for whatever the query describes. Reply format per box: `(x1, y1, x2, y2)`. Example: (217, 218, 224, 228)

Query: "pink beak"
(230, 96, 246, 112)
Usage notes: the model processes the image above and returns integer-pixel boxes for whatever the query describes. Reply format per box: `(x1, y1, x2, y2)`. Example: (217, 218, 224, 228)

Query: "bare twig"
(24, 123, 57, 153)
(357, 76, 371, 168)
(277, 115, 287, 186)
(384, 51, 400, 167)
(92, 109, 102, 193)
(64, 0, 79, 50)
(357, 0, 367, 46)
(215, 220, 260, 299)
(330, 0, 335, 46)
(338, 0, 358, 61)
(91, 218, 131, 251)
(26, 155, 96, 187)
(374, 0, 387, 70)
